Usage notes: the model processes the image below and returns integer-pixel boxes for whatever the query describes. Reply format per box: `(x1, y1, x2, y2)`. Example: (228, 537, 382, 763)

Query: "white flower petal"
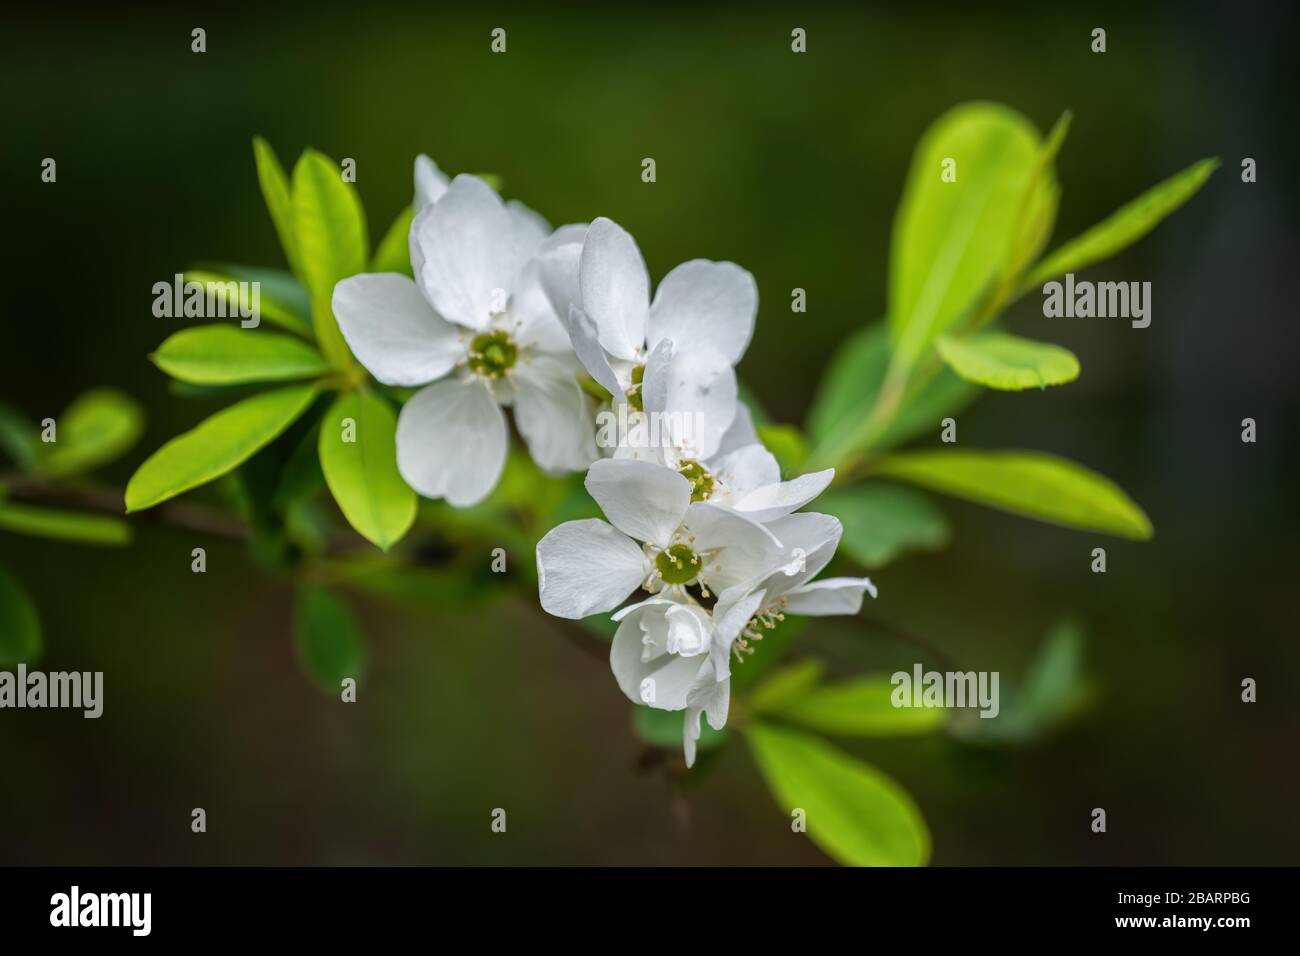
(562, 306, 624, 401)
(681, 501, 782, 593)
(536, 224, 588, 323)
(507, 199, 550, 263)
(513, 355, 597, 473)
(647, 259, 757, 365)
(585, 458, 690, 547)
(412, 174, 517, 330)
(712, 444, 780, 502)
(644, 343, 738, 460)
(537, 519, 650, 619)
(511, 259, 574, 354)
(783, 577, 877, 616)
(713, 401, 760, 458)
(610, 601, 711, 709)
(579, 217, 649, 361)
(734, 468, 836, 523)
(760, 512, 843, 601)
(709, 585, 767, 681)
(396, 378, 507, 506)
(413, 154, 449, 211)
(332, 274, 464, 386)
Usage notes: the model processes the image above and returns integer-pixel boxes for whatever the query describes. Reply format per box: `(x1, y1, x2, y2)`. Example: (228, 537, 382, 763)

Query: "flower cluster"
(336, 157, 875, 764)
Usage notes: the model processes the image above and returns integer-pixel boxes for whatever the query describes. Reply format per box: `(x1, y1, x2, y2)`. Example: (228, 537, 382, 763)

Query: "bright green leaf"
(748, 658, 826, 713)
(292, 149, 368, 368)
(0, 500, 131, 547)
(889, 102, 1045, 372)
(820, 482, 949, 567)
(370, 205, 414, 274)
(0, 567, 41, 665)
(1022, 158, 1219, 292)
(634, 706, 727, 753)
(151, 326, 330, 385)
(294, 586, 364, 692)
(38, 388, 143, 478)
(937, 332, 1080, 391)
(318, 391, 416, 551)
(185, 265, 313, 337)
(252, 136, 302, 276)
(125, 384, 319, 512)
(1002, 110, 1071, 286)
(0, 403, 38, 470)
(875, 449, 1153, 540)
(767, 675, 949, 736)
(806, 324, 977, 468)
(747, 722, 930, 866)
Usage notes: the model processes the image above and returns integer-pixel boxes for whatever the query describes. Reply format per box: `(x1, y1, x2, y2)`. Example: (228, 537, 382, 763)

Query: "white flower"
(535, 458, 784, 620)
(538, 216, 758, 463)
(333, 173, 596, 506)
(608, 511, 877, 768)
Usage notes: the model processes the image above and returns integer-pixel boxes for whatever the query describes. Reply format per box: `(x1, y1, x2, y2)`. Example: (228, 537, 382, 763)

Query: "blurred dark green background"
(1, 2, 1297, 865)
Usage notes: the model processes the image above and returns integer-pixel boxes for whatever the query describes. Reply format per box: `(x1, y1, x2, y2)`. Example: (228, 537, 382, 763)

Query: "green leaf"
(0, 403, 38, 470)
(634, 706, 727, 753)
(252, 137, 302, 276)
(0, 500, 131, 546)
(746, 722, 930, 866)
(889, 102, 1045, 372)
(766, 675, 949, 736)
(370, 205, 414, 274)
(151, 326, 330, 385)
(292, 149, 368, 369)
(748, 658, 826, 713)
(125, 384, 319, 512)
(806, 324, 977, 468)
(756, 424, 808, 476)
(875, 449, 1153, 540)
(294, 586, 364, 692)
(820, 482, 949, 568)
(1002, 110, 1071, 286)
(38, 388, 143, 478)
(318, 391, 416, 551)
(0, 567, 41, 665)
(1022, 158, 1219, 292)
(936, 332, 1080, 391)
(185, 265, 313, 337)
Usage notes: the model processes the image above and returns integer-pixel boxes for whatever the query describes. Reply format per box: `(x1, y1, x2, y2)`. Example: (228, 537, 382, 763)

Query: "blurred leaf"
(1002, 110, 1071, 285)
(806, 324, 976, 468)
(820, 482, 949, 567)
(185, 265, 313, 337)
(125, 384, 319, 512)
(292, 149, 368, 369)
(757, 423, 808, 476)
(634, 706, 727, 753)
(889, 102, 1045, 373)
(955, 619, 1089, 744)
(730, 615, 809, 693)
(318, 390, 415, 551)
(294, 586, 364, 692)
(0, 403, 38, 470)
(151, 326, 330, 385)
(0, 500, 131, 547)
(748, 658, 826, 713)
(766, 675, 949, 736)
(38, 388, 143, 478)
(936, 332, 1079, 391)
(746, 722, 930, 866)
(875, 450, 1153, 540)
(1022, 158, 1219, 292)
(330, 556, 499, 611)
(272, 423, 326, 512)
(252, 136, 302, 276)
(370, 204, 414, 274)
(0, 567, 41, 665)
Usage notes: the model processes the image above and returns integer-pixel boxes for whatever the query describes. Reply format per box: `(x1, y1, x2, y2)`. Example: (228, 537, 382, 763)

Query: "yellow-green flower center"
(677, 459, 715, 502)
(655, 543, 702, 585)
(468, 330, 517, 378)
(626, 363, 645, 411)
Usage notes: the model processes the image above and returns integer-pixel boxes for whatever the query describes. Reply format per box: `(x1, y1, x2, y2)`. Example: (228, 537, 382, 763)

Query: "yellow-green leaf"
(125, 384, 318, 512)
(252, 137, 301, 276)
(183, 266, 312, 337)
(819, 483, 949, 567)
(875, 449, 1153, 540)
(1022, 158, 1219, 291)
(766, 675, 949, 736)
(748, 659, 826, 713)
(38, 388, 144, 478)
(370, 204, 414, 274)
(747, 722, 930, 866)
(0, 500, 131, 547)
(151, 326, 329, 385)
(318, 391, 415, 551)
(936, 332, 1080, 391)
